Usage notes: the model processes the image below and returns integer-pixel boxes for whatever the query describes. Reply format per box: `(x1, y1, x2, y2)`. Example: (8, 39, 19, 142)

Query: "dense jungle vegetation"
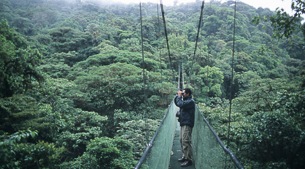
(0, 0, 304, 168)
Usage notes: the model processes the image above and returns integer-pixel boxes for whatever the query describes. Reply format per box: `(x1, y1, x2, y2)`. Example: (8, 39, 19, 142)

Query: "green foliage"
(60, 137, 135, 169)
(117, 119, 160, 158)
(72, 62, 161, 137)
(0, 130, 64, 169)
(247, 110, 303, 166)
(270, 0, 305, 38)
(0, 95, 44, 133)
(73, 62, 143, 112)
(203, 15, 223, 35)
(232, 80, 305, 168)
(198, 66, 224, 98)
(1, 0, 304, 168)
(0, 129, 37, 169)
(200, 74, 305, 168)
(12, 141, 64, 169)
(234, 71, 261, 94)
(0, 21, 43, 98)
(73, 48, 159, 71)
(0, 129, 38, 146)
(55, 109, 107, 158)
(253, 0, 305, 60)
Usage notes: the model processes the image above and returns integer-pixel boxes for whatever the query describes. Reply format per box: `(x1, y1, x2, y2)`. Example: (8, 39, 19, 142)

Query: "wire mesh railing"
(134, 101, 178, 169)
(192, 105, 244, 169)
(135, 101, 243, 169)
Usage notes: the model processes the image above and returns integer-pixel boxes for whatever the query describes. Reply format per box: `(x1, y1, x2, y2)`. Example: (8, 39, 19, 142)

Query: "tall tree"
(0, 21, 43, 97)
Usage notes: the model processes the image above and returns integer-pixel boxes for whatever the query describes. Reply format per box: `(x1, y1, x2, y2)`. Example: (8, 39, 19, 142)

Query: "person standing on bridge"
(174, 88, 195, 167)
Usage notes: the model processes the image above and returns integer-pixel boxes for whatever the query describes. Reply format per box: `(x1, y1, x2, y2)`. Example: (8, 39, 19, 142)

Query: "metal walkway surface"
(169, 122, 195, 169)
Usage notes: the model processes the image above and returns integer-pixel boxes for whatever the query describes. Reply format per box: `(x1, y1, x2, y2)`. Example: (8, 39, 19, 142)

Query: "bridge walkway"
(169, 121, 195, 169)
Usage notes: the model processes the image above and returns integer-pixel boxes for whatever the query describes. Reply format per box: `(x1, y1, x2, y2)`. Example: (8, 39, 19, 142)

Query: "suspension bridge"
(135, 1, 244, 168)
(134, 100, 243, 169)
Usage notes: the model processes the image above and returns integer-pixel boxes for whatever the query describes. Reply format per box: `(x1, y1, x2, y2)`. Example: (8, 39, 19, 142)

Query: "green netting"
(135, 102, 243, 169)
(135, 101, 178, 169)
(192, 105, 243, 169)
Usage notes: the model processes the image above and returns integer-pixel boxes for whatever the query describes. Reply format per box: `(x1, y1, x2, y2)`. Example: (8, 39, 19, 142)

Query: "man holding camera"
(174, 88, 195, 167)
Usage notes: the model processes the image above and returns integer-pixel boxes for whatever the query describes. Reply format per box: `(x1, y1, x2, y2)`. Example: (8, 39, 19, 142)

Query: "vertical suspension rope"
(178, 61, 183, 90)
(206, 50, 209, 102)
(193, 0, 205, 62)
(227, 0, 237, 148)
(157, 4, 163, 82)
(140, 2, 149, 143)
(189, 0, 205, 85)
(160, 0, 175, 80)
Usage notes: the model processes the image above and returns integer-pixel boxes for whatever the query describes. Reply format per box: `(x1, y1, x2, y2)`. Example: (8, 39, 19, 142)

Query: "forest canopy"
(0, 0, 304, 168)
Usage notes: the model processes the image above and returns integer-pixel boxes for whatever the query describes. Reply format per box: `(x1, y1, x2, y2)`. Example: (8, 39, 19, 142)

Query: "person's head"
(182, 88, 192, 98)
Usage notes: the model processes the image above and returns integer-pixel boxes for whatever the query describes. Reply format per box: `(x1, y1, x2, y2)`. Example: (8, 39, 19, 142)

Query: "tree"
(270, 0, 305, 38)
(73, 62, 145, 136)
(0, 21, 43, 98)
(2, 0, 305, 167)
(59, 137, 135, 169)
(198, 66, 224, 98)
(203, 15, 223, 35)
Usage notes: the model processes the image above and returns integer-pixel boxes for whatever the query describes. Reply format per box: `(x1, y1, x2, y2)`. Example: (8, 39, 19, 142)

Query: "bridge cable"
(156, 3, 163, 82)
(193, 0, 205, 63)
(224, 1, 237, 168)
(140, 2, 149, 144)
(189, 0, 205, 85)
(160, 0, 175, 81)
(178, 61, 183, 90)
(227, 0, 237, 151)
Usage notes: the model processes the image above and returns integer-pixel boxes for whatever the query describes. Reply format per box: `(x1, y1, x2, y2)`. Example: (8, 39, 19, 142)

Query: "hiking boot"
(178, 157, 187, 162)
(181, 160, 192, 167)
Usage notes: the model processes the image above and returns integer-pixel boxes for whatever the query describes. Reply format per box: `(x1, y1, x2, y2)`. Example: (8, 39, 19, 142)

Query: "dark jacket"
(174, 95, 195, 128)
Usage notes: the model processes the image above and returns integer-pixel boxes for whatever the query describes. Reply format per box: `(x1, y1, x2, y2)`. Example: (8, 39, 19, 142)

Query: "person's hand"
(177, 90, 183, 97)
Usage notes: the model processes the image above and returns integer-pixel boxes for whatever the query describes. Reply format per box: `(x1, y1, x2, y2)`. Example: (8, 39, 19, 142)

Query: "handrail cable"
(160, 0, 175, 80)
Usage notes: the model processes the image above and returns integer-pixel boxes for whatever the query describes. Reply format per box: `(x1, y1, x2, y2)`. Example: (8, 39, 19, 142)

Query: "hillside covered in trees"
(0, 0, 304, 168)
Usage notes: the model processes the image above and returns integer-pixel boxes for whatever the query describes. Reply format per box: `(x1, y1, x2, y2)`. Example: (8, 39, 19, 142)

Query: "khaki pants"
(180, 125, 192, 161)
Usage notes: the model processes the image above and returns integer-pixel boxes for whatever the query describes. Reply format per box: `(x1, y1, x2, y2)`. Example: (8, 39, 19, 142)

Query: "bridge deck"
(169, 122, 195, 169)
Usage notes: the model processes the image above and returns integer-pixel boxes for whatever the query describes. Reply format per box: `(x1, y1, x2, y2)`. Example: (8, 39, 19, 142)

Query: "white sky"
(110, 0, 294, 14)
